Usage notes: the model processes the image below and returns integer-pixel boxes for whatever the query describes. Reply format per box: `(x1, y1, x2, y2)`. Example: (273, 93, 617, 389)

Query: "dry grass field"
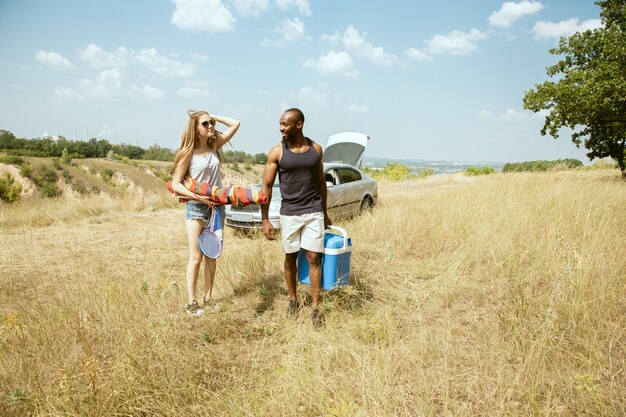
(1, 169, 624, 416)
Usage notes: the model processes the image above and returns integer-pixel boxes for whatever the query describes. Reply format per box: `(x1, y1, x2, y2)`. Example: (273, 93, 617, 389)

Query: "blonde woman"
(171, 110, 240, 315)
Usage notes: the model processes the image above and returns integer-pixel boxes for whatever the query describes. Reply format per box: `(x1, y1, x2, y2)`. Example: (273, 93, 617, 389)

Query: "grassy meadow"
(0, 168, 624, 416)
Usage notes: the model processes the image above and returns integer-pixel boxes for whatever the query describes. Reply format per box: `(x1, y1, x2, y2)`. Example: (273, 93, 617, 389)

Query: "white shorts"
(280, 212, 325, 254)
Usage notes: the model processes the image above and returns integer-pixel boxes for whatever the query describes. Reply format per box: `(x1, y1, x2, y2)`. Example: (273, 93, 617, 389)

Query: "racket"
(198, 207, 223, 259)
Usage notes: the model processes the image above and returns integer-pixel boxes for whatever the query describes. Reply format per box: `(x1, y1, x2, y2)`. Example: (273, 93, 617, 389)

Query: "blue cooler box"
(297, 226, 352, 290)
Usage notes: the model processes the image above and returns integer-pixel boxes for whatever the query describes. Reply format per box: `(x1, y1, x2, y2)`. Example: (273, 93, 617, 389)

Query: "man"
(261, 108, 331, 327)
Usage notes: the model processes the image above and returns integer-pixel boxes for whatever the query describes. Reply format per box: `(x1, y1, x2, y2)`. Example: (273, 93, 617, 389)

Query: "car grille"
(230, 204, 260, 212)
(226, 219, 262, 228)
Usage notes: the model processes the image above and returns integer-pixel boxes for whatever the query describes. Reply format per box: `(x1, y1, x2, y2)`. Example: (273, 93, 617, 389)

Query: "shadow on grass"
(231, 272, 285, 315)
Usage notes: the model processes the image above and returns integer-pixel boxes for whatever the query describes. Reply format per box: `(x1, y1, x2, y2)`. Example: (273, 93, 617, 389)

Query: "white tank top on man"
(188, 150, 222, 187)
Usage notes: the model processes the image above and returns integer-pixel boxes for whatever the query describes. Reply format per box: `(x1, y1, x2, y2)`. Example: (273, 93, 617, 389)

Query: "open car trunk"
(322, 132, 370, 168)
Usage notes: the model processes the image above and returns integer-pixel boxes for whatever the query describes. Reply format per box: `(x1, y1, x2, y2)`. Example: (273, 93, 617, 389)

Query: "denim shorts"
(185, 201, 225, 222)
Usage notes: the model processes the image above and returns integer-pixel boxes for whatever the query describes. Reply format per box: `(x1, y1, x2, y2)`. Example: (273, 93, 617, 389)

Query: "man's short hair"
(284, 108, 305, 124)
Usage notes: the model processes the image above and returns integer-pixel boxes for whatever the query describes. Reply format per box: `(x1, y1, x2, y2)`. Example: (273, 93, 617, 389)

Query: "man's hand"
(262, 219, 276, 240)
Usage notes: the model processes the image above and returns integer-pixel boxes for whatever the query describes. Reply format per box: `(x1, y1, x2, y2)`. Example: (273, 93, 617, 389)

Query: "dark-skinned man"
(261, 108, 331, 328)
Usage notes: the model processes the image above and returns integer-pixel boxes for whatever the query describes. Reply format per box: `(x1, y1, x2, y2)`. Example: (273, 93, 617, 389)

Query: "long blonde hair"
(172, 110, 225, 176)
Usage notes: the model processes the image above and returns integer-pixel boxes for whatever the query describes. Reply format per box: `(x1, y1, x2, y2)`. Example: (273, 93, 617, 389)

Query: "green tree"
(253, 152, 268, 165)
(61, 147, 72, 165)
(523, 0, 626, 177)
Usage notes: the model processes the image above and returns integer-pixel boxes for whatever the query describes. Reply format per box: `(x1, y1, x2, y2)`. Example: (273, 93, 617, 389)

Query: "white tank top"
(188, 150, 222, 187)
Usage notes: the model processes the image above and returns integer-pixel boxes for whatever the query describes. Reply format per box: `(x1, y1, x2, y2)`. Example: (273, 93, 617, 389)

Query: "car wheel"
(359, 196, 374, 214)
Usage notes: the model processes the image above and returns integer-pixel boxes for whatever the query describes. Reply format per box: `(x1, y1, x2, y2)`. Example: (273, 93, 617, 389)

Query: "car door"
(324, 168, 343, 218)
(336, 167, 362, 216)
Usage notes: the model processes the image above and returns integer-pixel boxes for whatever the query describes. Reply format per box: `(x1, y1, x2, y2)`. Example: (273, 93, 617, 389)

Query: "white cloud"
(190, 53, 209, 62)
(532, 18, 602, 40)
(478, 109, 494, 120)
(501, 108, 528, 120)
(405, 48, 432, 62)
(131, 84, 166, 100)
(177, 82, 218, 98)
(320, 30, 341, 44)
(77, 44, 196, 76)
(342, 25, 398, 67)
(79, 44, 128, 68)
(35, 50, 74, 71)
(303, 50, 359, 77)
(294, 84, 367, 114)
(55, 68, 125, 101)
(297, 86, 329, 108)
(55, 68, 164, 101)
(346, 103, 369, 113)
(171, 0, 236, 32)
(274, 0, 311, 16)
(479, 108, 536, 121)
(231, 0, 270, 17)
(488, 1, 544, 28)
(261, 17, 310, 47)
(134, 48, 196, 76)
(426, 28, 487, 56)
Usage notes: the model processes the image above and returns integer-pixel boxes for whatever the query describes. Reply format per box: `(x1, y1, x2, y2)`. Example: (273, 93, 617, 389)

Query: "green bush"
(0, 155, 24, 165)
(20, 163, 32, 178)
(39, 182, 60, 198)
(416, 168, 435, 177)
(503, 159, 583, 172)
(32, 165, 58, 187)
(0, 173, 22, 202)
(51, 158, 62, 170)
(376, 163, 412, 181)
(61, 169, 71, 183)
(60, 147, 72, 165)
(244, 163, 253, 171)
(100, 168, 114, 181)
(465, 166, 496, 176)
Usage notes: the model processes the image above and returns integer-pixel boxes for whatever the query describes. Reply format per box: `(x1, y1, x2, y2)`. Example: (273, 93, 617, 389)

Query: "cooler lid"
(324, 232, 352, 250)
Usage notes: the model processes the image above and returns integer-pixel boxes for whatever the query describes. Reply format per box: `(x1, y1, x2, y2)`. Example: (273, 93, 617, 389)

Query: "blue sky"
(0, 0, 603, 163)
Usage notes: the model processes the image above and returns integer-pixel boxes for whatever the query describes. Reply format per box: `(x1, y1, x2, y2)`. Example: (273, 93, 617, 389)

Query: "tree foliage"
(523, 0, 626, 177)
(503, 159, 583, 173)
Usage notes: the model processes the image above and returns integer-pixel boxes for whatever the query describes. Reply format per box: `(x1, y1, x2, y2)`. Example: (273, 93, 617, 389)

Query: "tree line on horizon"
(0, 129, 267, 165)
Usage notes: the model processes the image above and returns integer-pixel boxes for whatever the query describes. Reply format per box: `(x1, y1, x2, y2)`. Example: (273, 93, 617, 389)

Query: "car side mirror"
(326, 181, 334, 188)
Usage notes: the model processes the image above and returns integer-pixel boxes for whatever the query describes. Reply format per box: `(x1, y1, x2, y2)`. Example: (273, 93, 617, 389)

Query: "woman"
(171, 110, 240, 315)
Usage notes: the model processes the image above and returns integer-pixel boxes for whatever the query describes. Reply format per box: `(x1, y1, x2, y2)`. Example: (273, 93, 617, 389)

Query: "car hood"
(322, 132, 370, 168)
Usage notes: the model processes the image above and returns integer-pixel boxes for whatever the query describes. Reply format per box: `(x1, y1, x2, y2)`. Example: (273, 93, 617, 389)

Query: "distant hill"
(0, 154, 264, 202)
(362, 156, 505, 175)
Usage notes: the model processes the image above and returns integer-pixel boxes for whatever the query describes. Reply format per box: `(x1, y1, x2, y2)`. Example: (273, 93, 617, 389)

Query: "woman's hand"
(194, 194, 218, 207)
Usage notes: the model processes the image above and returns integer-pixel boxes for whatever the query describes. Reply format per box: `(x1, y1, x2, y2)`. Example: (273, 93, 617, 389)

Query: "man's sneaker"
(186, 300, 203, 316)
(311, 308, 324, 328)
(286, 300, 300, 317)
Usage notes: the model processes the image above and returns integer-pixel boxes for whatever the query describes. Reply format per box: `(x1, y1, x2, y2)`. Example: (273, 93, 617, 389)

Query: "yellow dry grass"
(0, 169, 624, 416)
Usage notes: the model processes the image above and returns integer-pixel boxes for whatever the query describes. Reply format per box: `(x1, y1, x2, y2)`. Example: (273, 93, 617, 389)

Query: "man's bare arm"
(261, 144, 281, 240)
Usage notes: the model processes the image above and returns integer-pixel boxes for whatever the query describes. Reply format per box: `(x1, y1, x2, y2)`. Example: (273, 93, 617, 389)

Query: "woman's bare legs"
(185, 219, 205, 304)
(203, 258, 216, 302)
(203, 213, 224, 302)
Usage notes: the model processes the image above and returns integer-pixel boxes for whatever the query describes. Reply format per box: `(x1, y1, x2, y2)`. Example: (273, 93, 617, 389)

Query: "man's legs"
(304, 250, 322, 308)
(284, 252, 298, 302)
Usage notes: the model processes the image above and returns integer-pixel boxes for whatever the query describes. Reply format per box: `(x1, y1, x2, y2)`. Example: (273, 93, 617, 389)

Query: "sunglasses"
(201, 119, 216, 127)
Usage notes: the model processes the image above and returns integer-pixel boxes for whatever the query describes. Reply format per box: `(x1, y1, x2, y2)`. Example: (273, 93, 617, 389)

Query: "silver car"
(225, 132, 378, 230)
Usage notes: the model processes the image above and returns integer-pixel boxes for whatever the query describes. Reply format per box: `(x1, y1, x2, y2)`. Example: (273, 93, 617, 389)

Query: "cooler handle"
(327, 225, 349, 251)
